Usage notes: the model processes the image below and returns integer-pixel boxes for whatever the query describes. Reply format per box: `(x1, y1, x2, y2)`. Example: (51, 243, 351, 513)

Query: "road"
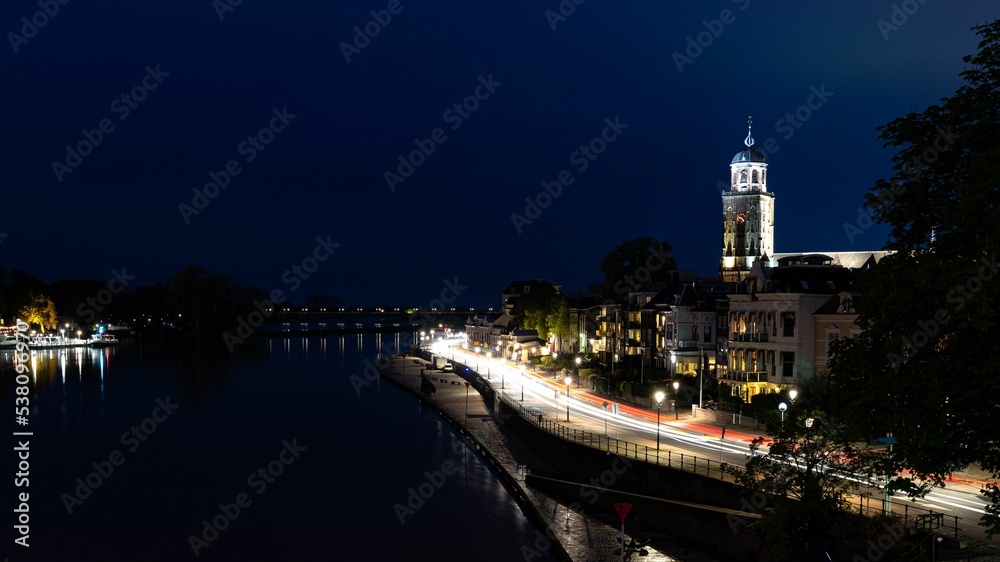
(430, 339, 995, 541)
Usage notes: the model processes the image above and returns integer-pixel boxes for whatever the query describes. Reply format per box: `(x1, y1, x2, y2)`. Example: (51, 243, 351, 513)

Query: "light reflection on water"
(2, 332, 557, 561)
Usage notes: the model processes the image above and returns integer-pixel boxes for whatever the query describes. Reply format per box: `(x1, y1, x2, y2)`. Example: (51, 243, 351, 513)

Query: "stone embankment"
(380, 354, 730, 562)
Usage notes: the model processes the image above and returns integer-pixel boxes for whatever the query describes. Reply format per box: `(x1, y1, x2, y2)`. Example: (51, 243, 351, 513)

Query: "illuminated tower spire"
(720, 116, 774, 282)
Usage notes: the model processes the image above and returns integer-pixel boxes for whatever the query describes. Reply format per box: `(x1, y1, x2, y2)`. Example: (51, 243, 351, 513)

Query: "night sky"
(2, 1, 997, 308)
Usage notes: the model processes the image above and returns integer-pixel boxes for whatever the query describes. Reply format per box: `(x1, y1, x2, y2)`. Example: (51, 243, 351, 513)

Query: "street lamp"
(486, 352, 492, 380)
(672, 381, 680, 420)
(789, 389, 798, 405)
(520, 365, 525, 401)
(778, 402, 788, 427)
(602, 401, 609, 435)
(565, 375, 572, 422)
(697, 344, 704, 408)
(654, 391, 665, 450)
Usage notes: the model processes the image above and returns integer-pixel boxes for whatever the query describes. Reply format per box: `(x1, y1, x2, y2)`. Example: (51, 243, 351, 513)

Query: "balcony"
(730, 332, 769, 343)
(719, 370, 767, 383)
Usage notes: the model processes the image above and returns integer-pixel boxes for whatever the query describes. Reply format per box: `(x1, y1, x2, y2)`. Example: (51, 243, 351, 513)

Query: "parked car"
(442, 363, 454, 372)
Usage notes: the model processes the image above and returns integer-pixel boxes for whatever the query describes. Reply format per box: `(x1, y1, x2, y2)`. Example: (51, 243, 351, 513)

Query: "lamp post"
(654, 391, 665, 450)
(639, 345, 644, 384)
(520, 365, 525, 401)
(603, 401, 609, 435)
(486, 351, 492, 380)
(789, 389, 798, 405)
(778, 402, 788, 427)
(698, 344, 704, 408)
(565, 375, 572, 422)
(672, 381, 680, 420)
(464, 382, 470, 427)
(575, 356, 582, 389)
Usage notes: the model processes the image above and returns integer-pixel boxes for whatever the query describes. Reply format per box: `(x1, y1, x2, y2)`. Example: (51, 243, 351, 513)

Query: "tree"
(167, 265, 244, 334)
(595, 237, 678, 303)
(19, 293, 58, 332)
(829, 21, 1000, 534)
(545, 295, 571, 348)
(522, 307, 550, 340)
(0, 269, 45, 322)
(731, 410, 908, 560)
(510, 282, 558, 333)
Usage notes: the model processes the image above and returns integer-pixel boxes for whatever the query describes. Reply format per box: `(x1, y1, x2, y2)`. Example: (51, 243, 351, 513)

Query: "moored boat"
(89, 334, 119, 347)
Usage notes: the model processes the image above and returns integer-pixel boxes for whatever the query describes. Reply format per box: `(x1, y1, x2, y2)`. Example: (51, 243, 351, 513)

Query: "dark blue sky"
(2, 1, 997, 308)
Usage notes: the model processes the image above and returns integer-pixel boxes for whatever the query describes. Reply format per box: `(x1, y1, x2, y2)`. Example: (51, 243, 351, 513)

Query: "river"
(3, 332, 558, 561)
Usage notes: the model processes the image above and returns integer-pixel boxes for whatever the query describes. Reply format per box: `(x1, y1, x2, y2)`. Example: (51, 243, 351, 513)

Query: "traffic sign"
(613, 503, 632, 524)
(878, 433, 897, 445)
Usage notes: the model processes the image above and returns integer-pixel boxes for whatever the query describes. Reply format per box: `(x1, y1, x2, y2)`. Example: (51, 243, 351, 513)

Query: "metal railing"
(454, 353, 971, 542)
(850, 495, 962, 540)
(730, 332, 769, 343)
(719, 370, 767, 383)
(497, 389, 732, 482)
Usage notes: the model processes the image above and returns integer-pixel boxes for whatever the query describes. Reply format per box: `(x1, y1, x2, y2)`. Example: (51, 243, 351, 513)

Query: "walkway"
(381, 355, 724, 562)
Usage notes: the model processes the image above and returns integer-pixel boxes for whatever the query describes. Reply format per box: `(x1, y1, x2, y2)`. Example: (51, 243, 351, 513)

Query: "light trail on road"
(429, 340, 993, 537)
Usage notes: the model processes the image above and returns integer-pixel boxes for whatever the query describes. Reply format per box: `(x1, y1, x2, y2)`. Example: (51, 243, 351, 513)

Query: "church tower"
(720, 118, 775, 282)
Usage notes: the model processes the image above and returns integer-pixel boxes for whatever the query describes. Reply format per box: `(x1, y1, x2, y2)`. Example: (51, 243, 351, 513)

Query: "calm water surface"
(3, 333, 556, 561)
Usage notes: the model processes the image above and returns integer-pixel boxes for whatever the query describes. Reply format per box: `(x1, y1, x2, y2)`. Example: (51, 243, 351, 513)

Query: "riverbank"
(379, 354, 726, 562)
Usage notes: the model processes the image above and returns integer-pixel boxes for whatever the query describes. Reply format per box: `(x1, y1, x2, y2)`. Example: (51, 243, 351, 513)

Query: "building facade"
(720, 120, 776, 283)
(723, 258, 858, 398)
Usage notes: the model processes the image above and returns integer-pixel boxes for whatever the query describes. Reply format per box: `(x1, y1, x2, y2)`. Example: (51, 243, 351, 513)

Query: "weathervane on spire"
(744, 115, 754, 147)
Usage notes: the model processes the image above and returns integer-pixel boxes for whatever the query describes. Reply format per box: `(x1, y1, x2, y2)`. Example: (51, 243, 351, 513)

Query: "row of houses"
(467, 251, 884, 402)
(466, 123, 890, 401)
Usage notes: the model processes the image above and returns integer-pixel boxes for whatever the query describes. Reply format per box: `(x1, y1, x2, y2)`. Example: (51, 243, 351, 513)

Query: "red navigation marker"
(613, 502, 631, 524)
(614, 503, 632, 562)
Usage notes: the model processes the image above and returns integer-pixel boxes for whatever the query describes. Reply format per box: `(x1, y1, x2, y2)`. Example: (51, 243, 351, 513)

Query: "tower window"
(752, 170, 758, 183)
(740, 170, 747, 183)
(735, 212, 747, 257)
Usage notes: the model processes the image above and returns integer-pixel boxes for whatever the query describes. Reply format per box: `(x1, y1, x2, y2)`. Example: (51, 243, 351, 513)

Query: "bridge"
(268, 306, 498, 328)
